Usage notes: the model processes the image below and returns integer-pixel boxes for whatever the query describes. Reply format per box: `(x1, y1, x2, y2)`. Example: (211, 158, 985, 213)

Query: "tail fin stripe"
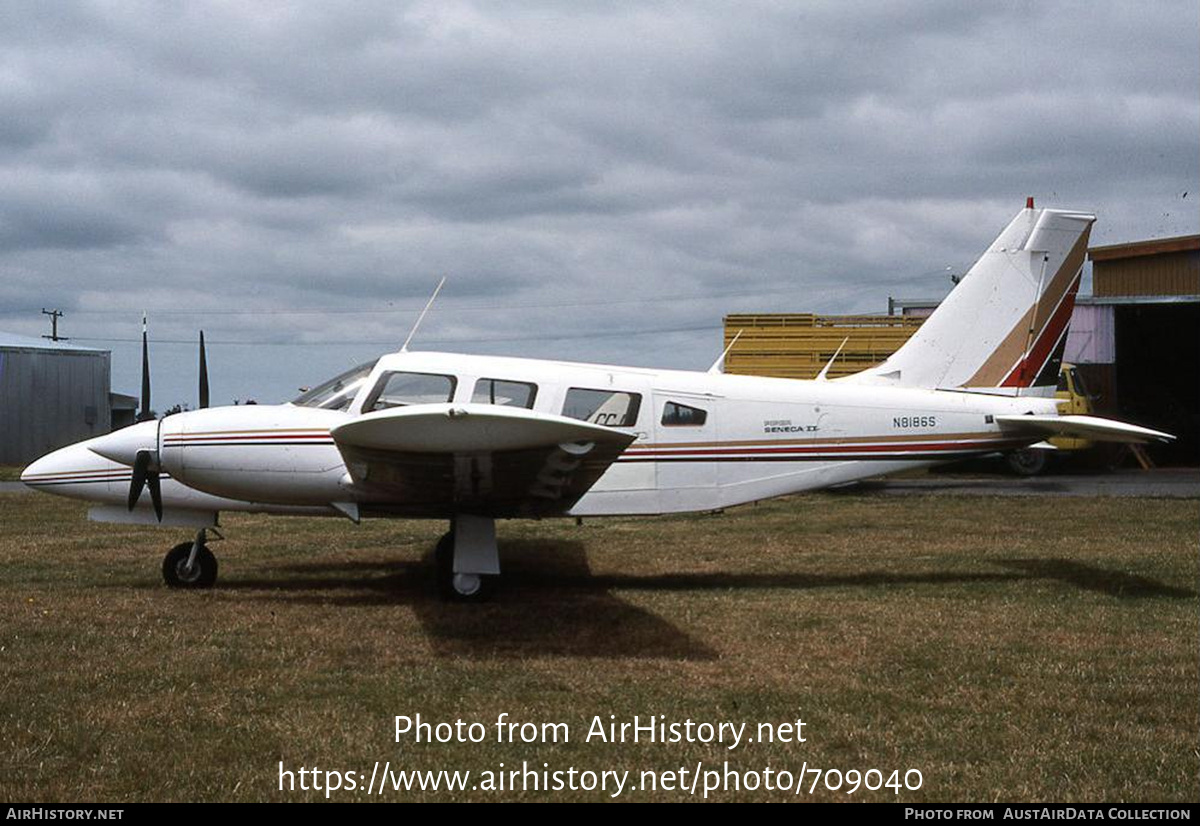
(999, 271, 1081, 387)
(1030, 320, 1071, 388)
(1024, 231, 1089, 344)
(964, 229, 1088, 387)
(842, 207, 1095, 390)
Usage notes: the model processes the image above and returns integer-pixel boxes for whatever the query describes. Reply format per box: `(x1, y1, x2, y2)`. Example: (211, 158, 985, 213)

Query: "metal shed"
(1084, 235, 1199, 464)
(0, 332, 112, 466)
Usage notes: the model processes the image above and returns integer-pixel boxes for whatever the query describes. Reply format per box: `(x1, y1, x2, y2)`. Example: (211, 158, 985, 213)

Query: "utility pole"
(41, 308, 68, 341)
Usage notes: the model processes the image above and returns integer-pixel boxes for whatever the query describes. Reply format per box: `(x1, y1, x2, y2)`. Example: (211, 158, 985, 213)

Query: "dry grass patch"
(0, 491, 1195, 802)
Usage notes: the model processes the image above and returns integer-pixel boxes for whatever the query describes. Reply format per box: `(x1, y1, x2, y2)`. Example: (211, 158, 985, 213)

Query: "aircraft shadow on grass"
(217, 540, 719, 661)
(995, 558, 1195, 599)
(169, 541, 1195, 660)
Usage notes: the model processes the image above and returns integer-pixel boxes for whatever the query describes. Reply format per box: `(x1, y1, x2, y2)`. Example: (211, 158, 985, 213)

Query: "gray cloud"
(0, 1, 1196, 407)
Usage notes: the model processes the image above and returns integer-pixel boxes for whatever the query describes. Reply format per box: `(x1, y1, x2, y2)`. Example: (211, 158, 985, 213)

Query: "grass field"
(0, 489, 1196, 802)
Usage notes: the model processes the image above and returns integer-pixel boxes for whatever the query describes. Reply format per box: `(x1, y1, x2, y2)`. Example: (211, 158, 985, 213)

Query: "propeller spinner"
(128, 447, 163, 521)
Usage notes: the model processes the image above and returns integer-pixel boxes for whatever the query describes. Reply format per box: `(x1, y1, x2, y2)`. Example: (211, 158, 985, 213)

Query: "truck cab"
(1006, 363, 1095, 475)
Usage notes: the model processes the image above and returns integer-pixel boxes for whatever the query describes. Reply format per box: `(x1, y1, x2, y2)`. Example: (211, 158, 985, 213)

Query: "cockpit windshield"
(291, 359, 378, 410)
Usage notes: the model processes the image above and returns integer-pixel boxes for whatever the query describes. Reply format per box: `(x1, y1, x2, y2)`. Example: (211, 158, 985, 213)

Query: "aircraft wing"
(330, 403, 636, 517)
(994, 414, 1175, 444)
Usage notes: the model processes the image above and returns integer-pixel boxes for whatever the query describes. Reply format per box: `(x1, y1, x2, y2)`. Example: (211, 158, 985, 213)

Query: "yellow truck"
(1005, 363, 1094, 475)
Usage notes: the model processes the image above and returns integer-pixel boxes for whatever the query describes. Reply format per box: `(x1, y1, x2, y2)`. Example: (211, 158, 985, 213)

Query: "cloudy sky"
(2, 1, 1196, 409)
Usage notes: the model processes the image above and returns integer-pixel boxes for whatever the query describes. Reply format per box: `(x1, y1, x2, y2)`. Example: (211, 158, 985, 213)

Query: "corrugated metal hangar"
(1082, 235, 1199, 464)
(724, 234, 1200, 466)
(0, 332, 113, 466)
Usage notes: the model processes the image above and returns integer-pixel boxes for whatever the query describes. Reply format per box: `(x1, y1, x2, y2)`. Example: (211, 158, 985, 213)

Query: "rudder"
(844, 202, 1095, 391)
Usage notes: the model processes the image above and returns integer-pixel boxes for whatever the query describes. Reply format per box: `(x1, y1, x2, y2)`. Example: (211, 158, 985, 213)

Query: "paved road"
(5, 469, 1198, 498)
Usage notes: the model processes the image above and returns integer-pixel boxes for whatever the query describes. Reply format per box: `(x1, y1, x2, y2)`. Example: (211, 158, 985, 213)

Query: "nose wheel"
(163, 529, 219, 588)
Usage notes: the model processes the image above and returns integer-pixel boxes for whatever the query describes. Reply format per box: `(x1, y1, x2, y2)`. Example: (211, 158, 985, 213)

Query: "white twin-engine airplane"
(23, 203, 1173, 600)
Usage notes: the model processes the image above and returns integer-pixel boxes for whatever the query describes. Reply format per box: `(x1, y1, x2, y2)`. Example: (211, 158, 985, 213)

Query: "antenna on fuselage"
(708, 329, 743, 375)
(815, 337, 850, 382)
(401, 277, 446, 353)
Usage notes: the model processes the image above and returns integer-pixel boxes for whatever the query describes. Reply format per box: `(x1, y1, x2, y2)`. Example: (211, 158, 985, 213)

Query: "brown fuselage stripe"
(629, 430, 1004, 451)
(166, 432, 331, 439)
(622, 436, 1023, 460)
(21, 468, 132, 480)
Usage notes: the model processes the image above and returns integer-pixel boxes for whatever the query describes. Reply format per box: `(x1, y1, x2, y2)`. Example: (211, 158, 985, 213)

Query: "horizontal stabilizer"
(994, 414, 1174, 445)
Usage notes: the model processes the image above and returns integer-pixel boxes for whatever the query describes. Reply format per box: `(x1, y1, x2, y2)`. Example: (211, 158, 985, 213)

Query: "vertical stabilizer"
(845, 204, 1094, 390)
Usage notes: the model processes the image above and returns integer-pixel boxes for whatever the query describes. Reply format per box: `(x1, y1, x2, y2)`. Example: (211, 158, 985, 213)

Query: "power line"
(10, 286, 800, 317)
(70, 322, 721, 347)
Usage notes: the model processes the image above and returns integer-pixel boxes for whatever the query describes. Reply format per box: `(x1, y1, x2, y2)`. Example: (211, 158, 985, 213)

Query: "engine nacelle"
(158, 405, 351, 505)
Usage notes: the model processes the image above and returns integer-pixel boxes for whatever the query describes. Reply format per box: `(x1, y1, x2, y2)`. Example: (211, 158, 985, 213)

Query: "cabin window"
(472, 378, 537, 409)
(661, 401, 708, 427)
(365, 371, 456, 411)
(562, 388, 642, 427)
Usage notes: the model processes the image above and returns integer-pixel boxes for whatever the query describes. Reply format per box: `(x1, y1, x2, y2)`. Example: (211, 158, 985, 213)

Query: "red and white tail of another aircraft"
(22, 203, 1173, 599)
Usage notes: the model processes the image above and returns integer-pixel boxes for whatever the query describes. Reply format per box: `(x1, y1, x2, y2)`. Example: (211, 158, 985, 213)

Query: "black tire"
(163, 541, 218, 588)
(434, 531, 493, 602)
(1006, 448, 1049, 477)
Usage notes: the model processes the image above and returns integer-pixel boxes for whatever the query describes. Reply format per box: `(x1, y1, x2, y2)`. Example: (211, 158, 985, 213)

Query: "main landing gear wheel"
(435, 531, 493, 602)
(163, 541, 218, 589)
(1006, 448, 1049, 477)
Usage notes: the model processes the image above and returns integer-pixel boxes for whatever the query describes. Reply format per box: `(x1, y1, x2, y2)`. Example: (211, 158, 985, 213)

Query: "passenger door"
(652, 391, 720, 511)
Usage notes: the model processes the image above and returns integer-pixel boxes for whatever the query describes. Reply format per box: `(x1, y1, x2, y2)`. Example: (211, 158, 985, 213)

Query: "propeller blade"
(146, 472, 163, 522)
(198, 330, 209, 409)
(128, 449, 150, 511)
(138, 314, 152, 421)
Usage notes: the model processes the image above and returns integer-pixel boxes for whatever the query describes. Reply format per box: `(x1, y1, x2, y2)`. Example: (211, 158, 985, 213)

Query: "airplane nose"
(20, 443, 89, 491)
(20, 452, 53, 486)
(87, 419, 159, 467)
